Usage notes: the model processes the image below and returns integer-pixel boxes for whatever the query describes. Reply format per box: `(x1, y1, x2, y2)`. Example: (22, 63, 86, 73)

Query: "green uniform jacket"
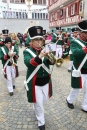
(0, 46, 19, 78)
(51, 33, 64, 45)
(0, 38, 4, 47)
(69, 37, 74, 61)
(23, 47, 55, 103)
(25, 37, 31, 47)
(12, 40, 20, 55)
(0, 45, 18, 67)
(70, 37, 87, 88)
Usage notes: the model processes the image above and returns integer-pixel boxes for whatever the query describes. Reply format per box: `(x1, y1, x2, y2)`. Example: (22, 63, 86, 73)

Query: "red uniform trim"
(30, 58, 38, 67)
(79, 77, 82, 88)
(78, 64, 82, 88)
(4, 55, 8, 60)
(0, 42, 4, 45)
(32, 74, 37, 102)
(48, 74, 52, 98)
(4, 67, 7, 79)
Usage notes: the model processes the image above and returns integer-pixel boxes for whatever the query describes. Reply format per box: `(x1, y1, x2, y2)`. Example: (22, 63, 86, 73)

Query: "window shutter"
(75, 3, 77, 14)
(63, 8, 66, 19)
(57, 11, 60, 19)
(68, 6, 71, 16)
(77, 1, 79, 14)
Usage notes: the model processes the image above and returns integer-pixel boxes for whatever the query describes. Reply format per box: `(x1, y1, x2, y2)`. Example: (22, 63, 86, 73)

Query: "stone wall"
(0, 19, 49, 34)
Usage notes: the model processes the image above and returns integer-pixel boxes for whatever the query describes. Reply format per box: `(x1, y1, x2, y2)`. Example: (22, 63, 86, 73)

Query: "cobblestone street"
(0, 47, 87, 130)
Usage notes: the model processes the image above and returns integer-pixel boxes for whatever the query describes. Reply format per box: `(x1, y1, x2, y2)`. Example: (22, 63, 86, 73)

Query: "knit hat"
(5, 37, 12, 44)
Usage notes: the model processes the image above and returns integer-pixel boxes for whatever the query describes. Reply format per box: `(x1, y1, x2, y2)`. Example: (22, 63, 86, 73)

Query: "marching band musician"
(66, 20, 87, 113)
(68, 27, 79, 72)
(62, 32, 70, 59)
(0, 28, 9, 47)
(11, 33, 20, 55)
(23, 26, 56, 130)
(51, 27, 64, 58)
(0, 37, 19, 96)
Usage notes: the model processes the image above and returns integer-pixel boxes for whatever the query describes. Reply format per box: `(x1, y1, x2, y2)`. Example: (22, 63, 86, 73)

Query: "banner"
(0, 5, 48, 12)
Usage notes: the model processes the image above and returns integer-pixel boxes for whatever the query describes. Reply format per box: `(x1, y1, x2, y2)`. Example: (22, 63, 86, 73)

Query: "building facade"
(0, 0, 49, 33)
(48, 0, 84, 30)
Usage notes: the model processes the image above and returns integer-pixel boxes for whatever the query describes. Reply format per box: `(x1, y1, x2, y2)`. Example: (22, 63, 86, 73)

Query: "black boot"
(13, 85, 15, 89)
(81, 109, 87, 113)
(66, 99, 74, 109)
(10, 92, 13, 96)
(38, 125, 45, 130)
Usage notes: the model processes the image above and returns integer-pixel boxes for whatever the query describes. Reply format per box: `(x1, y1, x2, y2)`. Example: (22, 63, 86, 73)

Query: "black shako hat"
(2, 29, 9, 35)
(43, 30, 46, 35)
(56, 27, 61, 31)
(5, 37, 12, 44)
(78, 20, 87, 32)
(28, 26, 43, 39)
(72, 27, 79, 32)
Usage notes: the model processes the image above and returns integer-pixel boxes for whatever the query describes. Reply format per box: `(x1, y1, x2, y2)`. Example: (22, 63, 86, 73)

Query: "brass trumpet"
(56, 58, 63, 67)
(9, 49, 16, 66)
(39, 43, 63, 66)
(39, 43, 56, 63)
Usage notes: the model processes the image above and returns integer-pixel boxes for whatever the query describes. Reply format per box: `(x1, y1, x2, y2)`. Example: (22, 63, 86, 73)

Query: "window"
(40, 13, 42, 19)
(43, 13, 45, 19)
(31, 13, 47, 19)
(10, 0, 14, 3)
(2, 0, 6, 2)
(10, 0, 25, 3)
(66, 7, 68, 17)
(50, 14, 52, 21)
(33, 0, 37, 4)
(54, 0, 57, 2)
(38, 0, 42, 4)
(12, 12, 16, 18)
(54, 12, 57, 20)
(32, 13, 34, 19)
(38, 13, 40, 19)
(71, 4, 75, 15)
(50, 0, 52, 5)
(79, 0, 84, 12)
(43, 0, 46, 4)
(35, 13, 37, 19)
(2, 11, 27, 19)
(60, 9, 63, 16)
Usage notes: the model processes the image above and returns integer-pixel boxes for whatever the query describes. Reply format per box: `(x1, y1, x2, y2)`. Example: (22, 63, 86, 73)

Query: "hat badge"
(5, 30, 7, 34)
(37, 29, 41, 34)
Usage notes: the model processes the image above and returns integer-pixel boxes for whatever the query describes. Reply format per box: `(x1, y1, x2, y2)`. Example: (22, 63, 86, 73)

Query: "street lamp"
(25, 0, 33, 10)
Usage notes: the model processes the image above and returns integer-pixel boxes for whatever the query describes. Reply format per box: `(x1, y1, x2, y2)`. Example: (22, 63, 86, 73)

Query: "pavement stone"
(0, 47, 87, 130)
